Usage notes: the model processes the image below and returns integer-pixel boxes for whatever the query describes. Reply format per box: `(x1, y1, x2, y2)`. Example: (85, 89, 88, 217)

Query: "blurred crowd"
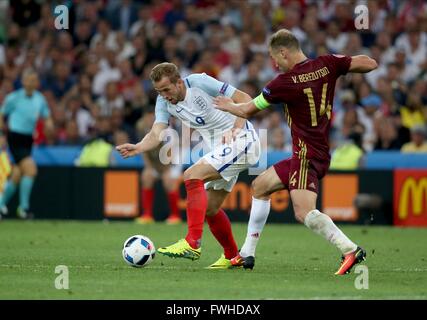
(0, 0, 427, 165)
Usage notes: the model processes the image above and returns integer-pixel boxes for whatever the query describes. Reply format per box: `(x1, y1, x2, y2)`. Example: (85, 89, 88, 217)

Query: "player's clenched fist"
(116, 143, 141, 159)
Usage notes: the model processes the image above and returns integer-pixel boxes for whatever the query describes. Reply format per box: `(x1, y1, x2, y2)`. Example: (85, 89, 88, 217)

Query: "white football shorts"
(203, 128, 260, 192)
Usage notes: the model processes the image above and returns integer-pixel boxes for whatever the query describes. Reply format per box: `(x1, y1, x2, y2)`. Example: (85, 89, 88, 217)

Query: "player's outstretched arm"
(213, 97, 259, 119)
(349, 55, 378, 73)
(116, 122, 168, 158)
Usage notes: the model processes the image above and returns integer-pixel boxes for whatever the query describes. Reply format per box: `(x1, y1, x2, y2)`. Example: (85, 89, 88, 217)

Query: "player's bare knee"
(251, 178, 261, 196)
(23, 167, 37, 177)
(251, 178, 269, 199)
(141, 172, 154, 186)
(28, 165, 37, 177)
(183, 166, 201, 181)
(20, 158, 37, 177)
(11, 167, 22, 184)
(183, 168, 192, 181)
(163, 179, 176, 192)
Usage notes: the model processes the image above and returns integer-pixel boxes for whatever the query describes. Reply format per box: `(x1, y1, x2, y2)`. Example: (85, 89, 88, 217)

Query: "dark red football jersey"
(262, 54, 352, 162)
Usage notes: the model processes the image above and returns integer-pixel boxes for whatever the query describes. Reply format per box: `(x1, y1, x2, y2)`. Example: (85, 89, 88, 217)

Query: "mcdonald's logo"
(394, 170, 427, 227)
(398, 178, 427, 219)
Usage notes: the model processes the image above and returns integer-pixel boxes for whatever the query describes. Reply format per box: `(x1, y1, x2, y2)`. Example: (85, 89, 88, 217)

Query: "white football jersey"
(154, 73, 255, 149)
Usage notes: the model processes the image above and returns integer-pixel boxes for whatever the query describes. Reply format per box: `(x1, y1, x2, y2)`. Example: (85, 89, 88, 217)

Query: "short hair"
(150, 62, 181, 83)
(269, 29, 300, 51)
(22, 68, 38, 80)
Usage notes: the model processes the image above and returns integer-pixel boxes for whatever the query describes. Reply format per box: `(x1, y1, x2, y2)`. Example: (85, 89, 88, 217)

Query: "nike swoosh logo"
(176, 107, 184, 113)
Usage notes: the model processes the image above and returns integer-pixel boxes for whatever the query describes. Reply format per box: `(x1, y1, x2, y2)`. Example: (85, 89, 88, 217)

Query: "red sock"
(167, 190, 180, 219)
(206, 209, 238, 259)
(141, 188, 154, 218)
(184, 179, 207, 249)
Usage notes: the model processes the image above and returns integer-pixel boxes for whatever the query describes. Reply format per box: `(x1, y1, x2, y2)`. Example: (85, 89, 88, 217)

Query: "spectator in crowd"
(221, 23, 241, 54)
(374, 117, 402, 151)
(42, 60, 75, 99)
(105, 0, 139, 37)
(326, 19, 348, 53)
(251, 52, 276, 83)
(10, 0, 41, 28)
(76, 136, 114, 167)
(96, 81, 124, 117)
(62, 120, 85, 146)
(334, 108, 366, 150)
(267, 111, 291, 149)
(113, 129, 130, 147)
(92, 48, 121, 96)
(117, 59, 139, 103)
(218, 51, 247, 88)
(330, 132, 364, 170)
(72, 18, 93, 49)
(76, 115, 114, 167)
(90, 18, 117, 51)
(399, 93, 426, 130)
(359, 89, 382, 150)
(332, 90, 367, 148)
(192, 50, 220, 78)
(65, 95, 95, 139)
(110, 108, 136, 144)
(401, 125, 427, 153)
(181, 36, 201, 70)
(268, 127, 290, 152)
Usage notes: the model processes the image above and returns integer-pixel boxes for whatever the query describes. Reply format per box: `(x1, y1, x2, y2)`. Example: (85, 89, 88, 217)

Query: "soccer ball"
(122, 235, 156, 268)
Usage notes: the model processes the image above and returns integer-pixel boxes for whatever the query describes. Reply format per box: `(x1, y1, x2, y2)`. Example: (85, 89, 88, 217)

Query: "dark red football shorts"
(273, 157, 330, 194)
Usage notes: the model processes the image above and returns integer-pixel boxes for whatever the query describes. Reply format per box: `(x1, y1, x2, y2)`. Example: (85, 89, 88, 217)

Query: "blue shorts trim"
(217, 142, 253, 173)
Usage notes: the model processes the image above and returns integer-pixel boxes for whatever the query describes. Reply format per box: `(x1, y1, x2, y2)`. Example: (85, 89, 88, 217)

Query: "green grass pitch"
(0, 220, 426, 299)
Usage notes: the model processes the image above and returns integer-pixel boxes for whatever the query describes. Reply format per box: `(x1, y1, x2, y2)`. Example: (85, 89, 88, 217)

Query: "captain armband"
(253, 93, 271, 110)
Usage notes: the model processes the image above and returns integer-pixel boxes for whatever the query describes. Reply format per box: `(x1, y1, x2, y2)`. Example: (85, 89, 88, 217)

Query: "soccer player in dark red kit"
(214, 29, 378, 275)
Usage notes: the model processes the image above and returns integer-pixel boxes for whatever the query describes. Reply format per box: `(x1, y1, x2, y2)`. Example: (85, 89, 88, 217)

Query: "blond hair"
(150, 62, 181, 83)
(269, 29, 300, 51)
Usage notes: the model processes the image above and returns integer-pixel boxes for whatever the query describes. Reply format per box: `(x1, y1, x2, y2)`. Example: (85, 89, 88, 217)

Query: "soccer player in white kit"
(116, 63, 260, 268)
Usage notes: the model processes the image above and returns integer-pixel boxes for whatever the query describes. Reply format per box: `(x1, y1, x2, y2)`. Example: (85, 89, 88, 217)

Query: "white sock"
(240, 197, 271, 257)
(304, 209, 357, 255)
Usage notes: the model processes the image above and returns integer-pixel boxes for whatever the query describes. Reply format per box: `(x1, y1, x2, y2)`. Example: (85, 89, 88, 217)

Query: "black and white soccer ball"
(122, 235, 156, 268)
